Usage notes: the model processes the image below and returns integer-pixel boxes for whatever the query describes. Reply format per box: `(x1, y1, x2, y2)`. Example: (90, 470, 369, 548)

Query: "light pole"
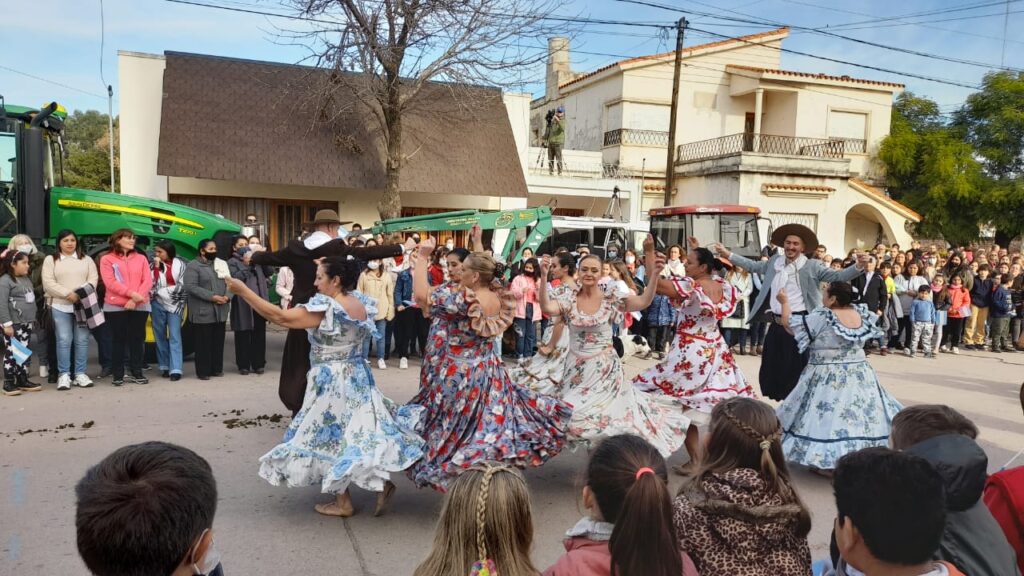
(107, 84, 116, 193)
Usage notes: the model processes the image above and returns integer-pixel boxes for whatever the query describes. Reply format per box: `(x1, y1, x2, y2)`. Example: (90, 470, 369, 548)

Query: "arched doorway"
(845, 203, 897, 252)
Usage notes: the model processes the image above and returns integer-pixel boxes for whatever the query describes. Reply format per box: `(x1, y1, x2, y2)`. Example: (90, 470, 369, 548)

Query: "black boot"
(2, 378, 20, 396)
(17, 374, 42, 392)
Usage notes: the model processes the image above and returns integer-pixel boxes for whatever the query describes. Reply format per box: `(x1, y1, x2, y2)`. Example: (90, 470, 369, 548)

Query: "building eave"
(850, 178, 921, 222)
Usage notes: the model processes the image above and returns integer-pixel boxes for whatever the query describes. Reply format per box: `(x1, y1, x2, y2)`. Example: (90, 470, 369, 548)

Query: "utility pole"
(107, 84, 116, 193)
(664, 17, 687, 207)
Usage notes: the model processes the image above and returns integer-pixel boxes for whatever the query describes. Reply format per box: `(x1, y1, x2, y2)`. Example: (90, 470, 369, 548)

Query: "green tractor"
(0, 98, 240, 257)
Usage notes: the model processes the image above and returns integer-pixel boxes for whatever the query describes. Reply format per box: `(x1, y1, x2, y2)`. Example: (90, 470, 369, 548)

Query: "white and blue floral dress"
(776, 304, 903, 470)
(258, 293, 425, 494)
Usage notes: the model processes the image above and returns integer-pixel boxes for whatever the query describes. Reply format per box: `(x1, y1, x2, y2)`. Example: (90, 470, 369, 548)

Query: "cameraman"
(544, 106, 566, 175)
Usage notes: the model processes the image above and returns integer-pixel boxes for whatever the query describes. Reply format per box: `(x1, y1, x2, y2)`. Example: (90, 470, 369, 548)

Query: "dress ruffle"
(567, 284, 625, 328)
(671, 277, 737, 320)
(790, 304, 882, 353)
(464, 283, 516, 338)
(301, 292, 381, 339)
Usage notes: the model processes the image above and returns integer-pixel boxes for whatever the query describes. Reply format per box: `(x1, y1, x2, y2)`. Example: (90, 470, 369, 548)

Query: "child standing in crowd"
(965, 264, 993, 350)
(413, 463, 538, 576)
(0, 251, 41, 396)
(931, 274, 951, 355)
(673, 397, 812, 576)
(880, 262, 902, 352)
(989, 273, 1014, 353)
(908, 285, 937, 358)
(943, 274, 971, 354)
(545, 435, 699, 576)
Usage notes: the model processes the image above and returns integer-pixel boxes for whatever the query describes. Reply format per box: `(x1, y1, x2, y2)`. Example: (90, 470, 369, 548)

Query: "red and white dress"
(633, 277, 754, 419)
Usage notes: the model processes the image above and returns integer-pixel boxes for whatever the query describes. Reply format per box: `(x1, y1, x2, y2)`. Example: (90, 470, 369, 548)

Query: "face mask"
(625, 255, 636, 264)
(367, 261, 380, 270)
(203, 251, 217, 260)
(445, 242, 454, 250)
(17, 245, 32, 255)
(191, 530, 222, 576)
(607, 251, 619, 259)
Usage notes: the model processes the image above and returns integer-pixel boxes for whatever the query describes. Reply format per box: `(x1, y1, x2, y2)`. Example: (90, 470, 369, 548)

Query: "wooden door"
(269, 199, 337, 249)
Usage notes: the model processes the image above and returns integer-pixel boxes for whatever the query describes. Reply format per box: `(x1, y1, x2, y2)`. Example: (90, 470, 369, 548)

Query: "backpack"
(985, 464, 1024, 575)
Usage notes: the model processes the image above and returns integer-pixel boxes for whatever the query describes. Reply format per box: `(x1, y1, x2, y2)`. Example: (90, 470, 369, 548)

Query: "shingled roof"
(157, 52, 527, 197)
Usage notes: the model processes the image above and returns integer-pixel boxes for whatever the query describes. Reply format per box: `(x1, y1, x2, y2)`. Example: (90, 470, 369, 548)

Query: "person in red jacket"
(545, 434, 699, 576)
(942, 274, 971, 354)
(99, 229, 153, 387)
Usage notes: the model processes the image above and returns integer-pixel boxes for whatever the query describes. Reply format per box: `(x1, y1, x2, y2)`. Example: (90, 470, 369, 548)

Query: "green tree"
(954, 71, 1024, 244)
(878, 92, 988, 245)
(62, 110, 119, 192)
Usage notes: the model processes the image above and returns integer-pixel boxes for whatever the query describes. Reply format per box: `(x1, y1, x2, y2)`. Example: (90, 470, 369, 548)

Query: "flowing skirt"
(777, 358, 902, 470)
(259, 359, 425, 494)
(506, 323, 571, 396)
(407, 347, 571, 491)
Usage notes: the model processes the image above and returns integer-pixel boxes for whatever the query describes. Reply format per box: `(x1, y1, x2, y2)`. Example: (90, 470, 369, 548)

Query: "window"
(0, 132, 18, 236)
(828, 111, 867, 141)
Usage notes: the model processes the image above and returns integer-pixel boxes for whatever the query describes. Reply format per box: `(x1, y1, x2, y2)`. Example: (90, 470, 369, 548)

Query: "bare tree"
(287, 0, 570, 220)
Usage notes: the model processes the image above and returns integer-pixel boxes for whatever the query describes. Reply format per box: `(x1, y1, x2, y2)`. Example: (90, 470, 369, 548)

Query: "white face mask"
(191, 529, 221, 576)
(367, 261, 380, 270)
(625, 255, 636, 264)
(445, 242, 454, 250)
(17, 244, 33, 255)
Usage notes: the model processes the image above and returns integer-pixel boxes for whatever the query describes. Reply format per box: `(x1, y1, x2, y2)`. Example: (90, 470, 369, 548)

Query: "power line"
(0, 64, 109, 100)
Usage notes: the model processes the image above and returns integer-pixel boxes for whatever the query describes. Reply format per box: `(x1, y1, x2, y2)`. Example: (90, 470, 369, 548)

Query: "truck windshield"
(719, 214, 761, 258)
(0, 131, 17, 235)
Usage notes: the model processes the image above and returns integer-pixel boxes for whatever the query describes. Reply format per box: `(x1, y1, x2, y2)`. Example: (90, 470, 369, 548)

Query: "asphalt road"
(2, 329, 1022, 575)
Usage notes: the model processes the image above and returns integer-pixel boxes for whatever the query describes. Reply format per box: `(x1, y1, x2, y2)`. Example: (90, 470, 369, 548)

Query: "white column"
(754, 88, 765, 135)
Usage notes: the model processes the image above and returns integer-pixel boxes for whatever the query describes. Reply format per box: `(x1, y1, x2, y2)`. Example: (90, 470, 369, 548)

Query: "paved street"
(2, 329, 1022, 575)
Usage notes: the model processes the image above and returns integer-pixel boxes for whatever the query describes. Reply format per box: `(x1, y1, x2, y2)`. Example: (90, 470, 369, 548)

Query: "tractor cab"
(0, 98, 62, 241)
(649, 205, 769, 259)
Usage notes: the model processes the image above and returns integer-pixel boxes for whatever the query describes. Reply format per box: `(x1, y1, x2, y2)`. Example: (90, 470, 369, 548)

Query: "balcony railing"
(603, 128, 670, 147)
(676, 133, 866, 163)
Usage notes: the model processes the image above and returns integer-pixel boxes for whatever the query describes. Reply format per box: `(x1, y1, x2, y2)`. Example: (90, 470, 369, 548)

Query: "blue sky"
(2, 0, 1020, 117)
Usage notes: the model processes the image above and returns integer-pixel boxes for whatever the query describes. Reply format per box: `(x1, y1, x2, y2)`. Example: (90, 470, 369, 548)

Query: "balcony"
(603, 128, 669, 147)
(677, 133, 866, 163)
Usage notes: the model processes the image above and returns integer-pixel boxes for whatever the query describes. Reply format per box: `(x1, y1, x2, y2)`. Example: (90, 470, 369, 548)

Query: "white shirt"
(303, 231, 334, 250)
(769, 255, 808, 314)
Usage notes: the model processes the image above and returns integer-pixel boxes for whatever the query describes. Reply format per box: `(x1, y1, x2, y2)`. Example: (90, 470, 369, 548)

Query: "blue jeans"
(151, 305, 184, 375)
(52, 309, 90, 376)
(363, 319, 387, 360)
(515, 315, 537, 358)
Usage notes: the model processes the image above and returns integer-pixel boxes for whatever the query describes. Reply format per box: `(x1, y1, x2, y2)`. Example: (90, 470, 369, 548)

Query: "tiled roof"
(762, 183, 836, 193)
(727, 64, 905, 89)
(157, 52, 527, 197)
(850, 178, 921, 221)
(559, 27, 790, 90)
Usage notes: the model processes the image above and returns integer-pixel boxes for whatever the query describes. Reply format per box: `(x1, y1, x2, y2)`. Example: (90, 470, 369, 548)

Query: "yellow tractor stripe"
(57, 199, 205, 229)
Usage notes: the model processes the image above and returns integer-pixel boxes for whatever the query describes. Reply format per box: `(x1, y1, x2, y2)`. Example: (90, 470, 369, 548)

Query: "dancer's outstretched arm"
(413, 239, 436, 310)
(225, 277, 324, 329)
(624, 235, 664, 312)
(537, 257, 562, 316)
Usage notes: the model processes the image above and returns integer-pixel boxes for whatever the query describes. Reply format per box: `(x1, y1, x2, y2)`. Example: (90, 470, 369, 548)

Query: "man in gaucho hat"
(252, 209, 416, 414)
(713, 224, 869, 400)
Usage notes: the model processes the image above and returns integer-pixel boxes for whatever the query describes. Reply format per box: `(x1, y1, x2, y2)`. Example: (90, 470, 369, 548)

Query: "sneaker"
(3, 380, 21, 396)
(161, 370, 170, 378)
(940, 345, 950, 353)
(98, 367, 112, 379)
(170, 374, 182, 382)
(365, 359, 372, 365)
(377, 358, 387, 370)
(951, 347, 960, 355)
(880, 348, 889, 356)
(39, 365, 48, 379)
(993, 348, 1002, 354)
(74, 373, 94, 388)
(132, 373, 149, 385)
(399, 357, 408, 370)
(903, 348, 912, 357)
(57, 373, 72, 391)
(925, 353, 936, 358)
(112, 378, 124, 387)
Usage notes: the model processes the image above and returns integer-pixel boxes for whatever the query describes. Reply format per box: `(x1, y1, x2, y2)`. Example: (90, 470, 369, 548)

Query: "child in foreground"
(413, 462, 538, 576)
(544, 434, 699, 576)
(75, 441, 224, 576)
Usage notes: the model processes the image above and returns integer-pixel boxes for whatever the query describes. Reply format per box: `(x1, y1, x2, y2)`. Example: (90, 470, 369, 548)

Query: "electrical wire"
(0, 64, 109, 100)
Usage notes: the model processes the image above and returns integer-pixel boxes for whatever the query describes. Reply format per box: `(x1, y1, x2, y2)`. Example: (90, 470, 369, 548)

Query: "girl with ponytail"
(673, 397, 812, 576)
(545, 434, 699, 576)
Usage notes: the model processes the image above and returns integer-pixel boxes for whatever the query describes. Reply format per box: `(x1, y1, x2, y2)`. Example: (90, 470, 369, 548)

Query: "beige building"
(532, 28, 920, 253)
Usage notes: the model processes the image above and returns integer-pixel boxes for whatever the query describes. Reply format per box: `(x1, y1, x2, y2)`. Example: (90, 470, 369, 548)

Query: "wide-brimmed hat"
(304, 209, 352, 226)
(771, 223, 819, 255)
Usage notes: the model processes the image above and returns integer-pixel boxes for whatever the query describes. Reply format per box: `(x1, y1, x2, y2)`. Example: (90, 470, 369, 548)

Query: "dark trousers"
(91, 321, 112, 370)
(3, 323, 32, 381)
(749, 321, 767, 346)
(945, 317, 965, 347)
(280, 328, 312, 415)
(760, 321, 808, 401)
(193, 322, 225, 379)
(725, 327, 749, 349)
(233, 314, 266, 371)
(108, 310, 147, 380)
(413, 310, 429, 356)
(648, 324, 668, 352)
(393, 307, 419, 358)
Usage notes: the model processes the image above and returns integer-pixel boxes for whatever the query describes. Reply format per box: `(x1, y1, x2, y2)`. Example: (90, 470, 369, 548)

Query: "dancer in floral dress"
(538, 235, 689, 457)
(226, 257, 424, 518)
(634, 239, 755, 467)
(506, 252, 578, 396)
(407, 241, 572, 491)
(776, 281, 902, 474)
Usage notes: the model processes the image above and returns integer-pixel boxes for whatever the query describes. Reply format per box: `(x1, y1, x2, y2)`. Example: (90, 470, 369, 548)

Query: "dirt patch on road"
(203, 410, 287, 430)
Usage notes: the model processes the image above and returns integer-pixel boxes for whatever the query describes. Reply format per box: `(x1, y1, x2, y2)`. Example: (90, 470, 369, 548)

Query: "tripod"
(602, 186, 625, 222)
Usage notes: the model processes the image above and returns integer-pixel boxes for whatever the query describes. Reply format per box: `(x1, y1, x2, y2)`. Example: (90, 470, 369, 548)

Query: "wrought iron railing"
(676, 133, 866, 163)
(603, 128, 670, 147)
(527, 158, 636, 180)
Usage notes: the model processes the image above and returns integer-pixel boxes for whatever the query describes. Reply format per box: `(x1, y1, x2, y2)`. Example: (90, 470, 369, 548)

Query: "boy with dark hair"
(989, 273, 1014, 353)
(891, 405, 1021, 576)
(75, 441, 223, 576)
(832, 447, 963, 576)
(908, 284, 937, 358)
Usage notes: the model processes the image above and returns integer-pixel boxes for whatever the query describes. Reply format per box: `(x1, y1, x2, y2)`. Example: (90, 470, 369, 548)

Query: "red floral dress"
(634, 277, 754, 416)
(406, 283, 572, 491)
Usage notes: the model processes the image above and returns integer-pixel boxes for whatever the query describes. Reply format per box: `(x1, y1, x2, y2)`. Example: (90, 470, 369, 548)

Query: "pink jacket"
(100, 251, 153, 308)
(544, 537, 699, 576)
(510, 274, 542, 321)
